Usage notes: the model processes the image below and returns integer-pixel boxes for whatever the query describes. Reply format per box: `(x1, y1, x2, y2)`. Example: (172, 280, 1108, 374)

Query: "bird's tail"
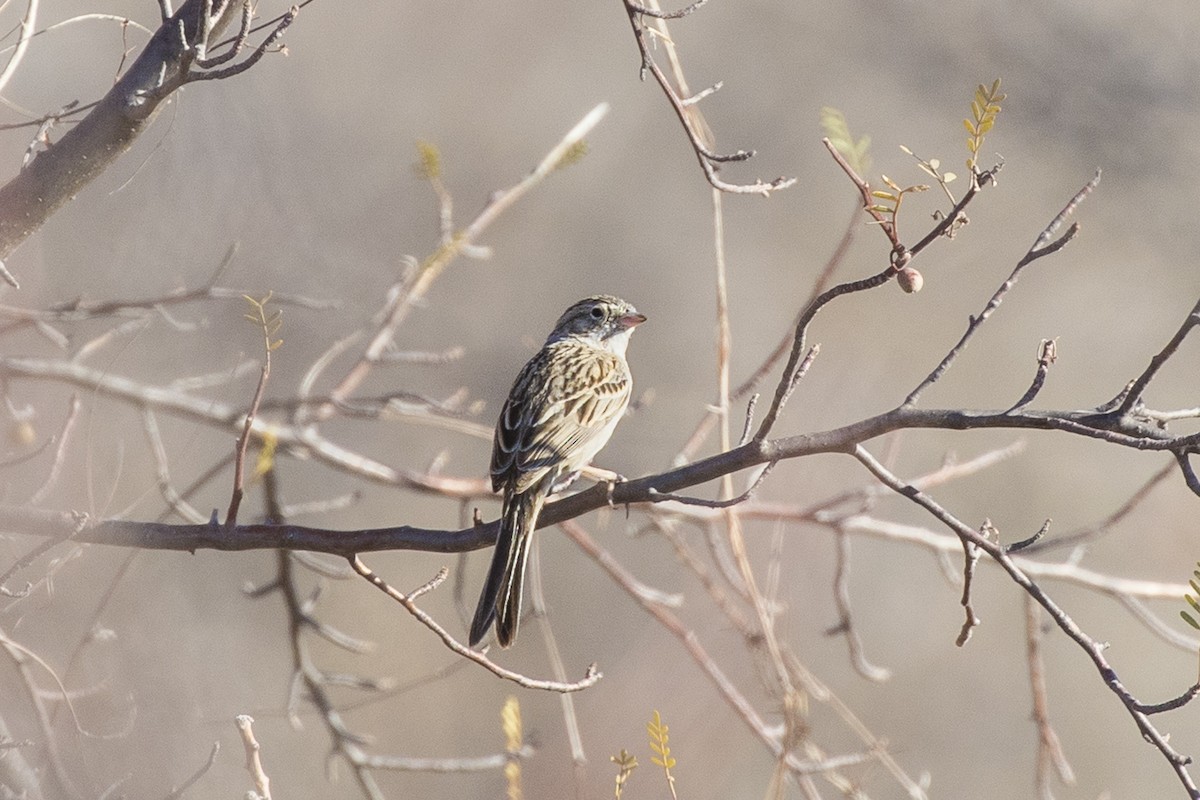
(469, 490, 545, 648)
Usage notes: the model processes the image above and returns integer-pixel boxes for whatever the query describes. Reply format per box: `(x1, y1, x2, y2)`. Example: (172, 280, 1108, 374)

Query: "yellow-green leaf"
(414, 140, 442, 180)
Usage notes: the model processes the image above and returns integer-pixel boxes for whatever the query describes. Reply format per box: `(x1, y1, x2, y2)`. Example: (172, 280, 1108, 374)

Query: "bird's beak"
(619, 311, 647, 329)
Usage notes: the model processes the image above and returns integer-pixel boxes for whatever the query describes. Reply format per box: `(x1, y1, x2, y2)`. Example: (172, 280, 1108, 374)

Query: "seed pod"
(897, 266, 924, 294)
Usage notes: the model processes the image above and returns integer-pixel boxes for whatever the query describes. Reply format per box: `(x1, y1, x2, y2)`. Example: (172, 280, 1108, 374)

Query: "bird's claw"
(605, 474, 627, 507)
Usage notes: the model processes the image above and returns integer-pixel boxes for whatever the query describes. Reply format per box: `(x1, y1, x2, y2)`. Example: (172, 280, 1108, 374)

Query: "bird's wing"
(491, 341, 631, 494)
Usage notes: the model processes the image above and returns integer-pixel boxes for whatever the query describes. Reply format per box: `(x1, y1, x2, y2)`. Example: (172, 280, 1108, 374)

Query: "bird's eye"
(589, 306, 605, 320)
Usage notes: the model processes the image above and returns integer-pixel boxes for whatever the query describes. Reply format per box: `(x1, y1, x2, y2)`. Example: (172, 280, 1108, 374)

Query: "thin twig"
(1006, 520, 1052, 554)
(350, 556, 601, 692)
(1134, 683, 1200, 715)
(1006, 339, 1058, 414)
(225, 295, 278, 528)
(622, 0, 795, 195)
(141, 410, 207, 524)
(625, 0, 708, 19)
(561, 520, 867, 778)
(752, 265, 882, 440)
(28, 393, 81, 505)
(904, 175, 1094, 406)
(648, 461, 775, 508)
(186, 5, 297, 82)
(0, 0, 39, 98)
(853, 445, 1199, 798)
(317, 103, 611, 421)
(955, 523, 984, 647)
(1117, 294, 1200, 416)
(828, 531, 891, 681)
(236, 716, 272, 800)
(527, 545, 588, 779)
(194, 0, 250, 67)
(737, 393, 759, 446)
(163, 741, 220, 800)
(1025, 594, 1076, 799)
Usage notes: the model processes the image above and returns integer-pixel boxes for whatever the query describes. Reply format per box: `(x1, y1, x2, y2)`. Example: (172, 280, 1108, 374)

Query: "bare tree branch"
(0, 0, 298, 264)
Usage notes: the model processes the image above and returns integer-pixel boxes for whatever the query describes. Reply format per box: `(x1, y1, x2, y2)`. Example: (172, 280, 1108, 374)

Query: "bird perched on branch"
(469, 295, 646, 648)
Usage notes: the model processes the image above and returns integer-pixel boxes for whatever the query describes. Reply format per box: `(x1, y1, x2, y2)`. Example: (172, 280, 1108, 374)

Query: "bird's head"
(548, 295, 646, 354)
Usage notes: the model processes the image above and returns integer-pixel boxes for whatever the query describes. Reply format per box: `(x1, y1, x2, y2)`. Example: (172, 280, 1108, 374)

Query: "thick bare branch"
(0, 0, 292, 263)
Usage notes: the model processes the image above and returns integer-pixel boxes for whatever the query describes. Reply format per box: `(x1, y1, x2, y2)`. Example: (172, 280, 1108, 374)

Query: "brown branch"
(822, 137, 901, 251)
(0, 0, 279, 263)
(561, 520, 861, 778)
(350, 557, 601, 693)
(0, 279, 334, 337)
(1026, 169, 1100, 256)
(164, 741, 220, 800)
(526, 546, 588, 775)
(225, 295, 278, 528)
(827, 531, 891, 681)
(1024, 594, 1076, 797)
(648, 460, 776, 507)
(904, 174, 1095, 407)
(5, 384, 1200, 555)
(955, 525, 985, 647)
(1005, 519, 1052, 554)
(1005, 339, 1058, 414)
(309, 103, 610, 423)
(185, 4, 297, 82)
(1117, 294, 1200, 416)
(622, 0, 795, 195)
(0, 355, 491, 498)
(853, 445, 1199, 799)
(750, 266, 891, 442)
(1134, 683, 1200, 716)
(676, 198, 858, 466)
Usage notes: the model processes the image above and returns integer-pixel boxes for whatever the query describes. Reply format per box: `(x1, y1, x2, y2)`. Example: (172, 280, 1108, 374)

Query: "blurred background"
(1, 0, 1199, 797)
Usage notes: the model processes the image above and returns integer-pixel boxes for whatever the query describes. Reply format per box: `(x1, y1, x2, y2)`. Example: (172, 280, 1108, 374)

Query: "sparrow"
(469, 295, 645, 647)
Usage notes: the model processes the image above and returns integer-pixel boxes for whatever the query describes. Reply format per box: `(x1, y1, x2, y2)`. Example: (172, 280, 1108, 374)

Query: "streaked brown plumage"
(469, 295, 645, 648)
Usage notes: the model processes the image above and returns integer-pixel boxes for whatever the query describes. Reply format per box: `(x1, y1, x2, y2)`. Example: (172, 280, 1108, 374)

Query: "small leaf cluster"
(647, 710, 678, 800)
(900, 144, 958, 203)
(252, 429, 278, 482)
(820, 106, 871, 175)
(610, 710, 681, 800)
(964, 78, 1004, 172)
(610, 749, 638, 800)
(413, 140, 442, 180)
(242, 292, 283, 353)
(1182, 562, 1200, 630)
(502, 696, 523, 800)
(868, 174, 928, 228)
